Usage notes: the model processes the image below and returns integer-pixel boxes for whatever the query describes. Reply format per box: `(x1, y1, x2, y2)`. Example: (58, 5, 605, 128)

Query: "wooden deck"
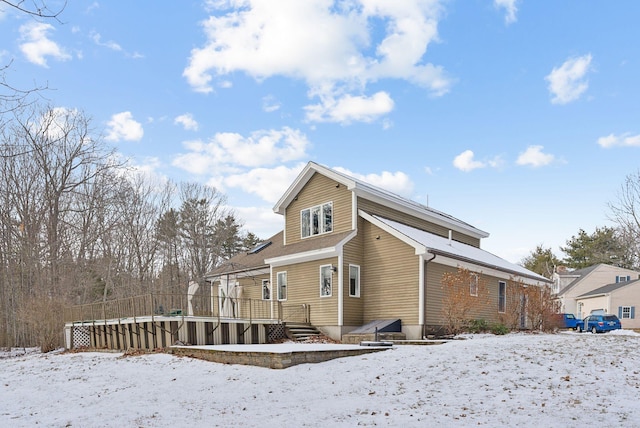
(64, 294, 309, 350)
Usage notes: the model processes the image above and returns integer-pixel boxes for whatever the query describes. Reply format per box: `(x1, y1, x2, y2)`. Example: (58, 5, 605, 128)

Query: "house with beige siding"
(554, 264, 640, 319)
(206, 162, 550, 340)
(575, 279, 640, 329)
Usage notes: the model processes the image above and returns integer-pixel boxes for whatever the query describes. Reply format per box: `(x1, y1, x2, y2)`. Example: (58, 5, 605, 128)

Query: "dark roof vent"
(248, 241, 272, 254)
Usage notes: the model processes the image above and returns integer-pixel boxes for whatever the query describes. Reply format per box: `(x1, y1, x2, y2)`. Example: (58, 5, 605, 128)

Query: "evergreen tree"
(561, 226, 632, 269)
(520, 245, 560, 279)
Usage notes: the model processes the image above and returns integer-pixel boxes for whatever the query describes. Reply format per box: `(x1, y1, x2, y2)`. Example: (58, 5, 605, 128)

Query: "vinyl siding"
(362, 222, 420, 324)
(357, 198, 480, 247)
(611, 288, 640, 329)
(276, 257, 339, 326)
(284, 173, 353, 245)
(342, 226, 365, 326)
(425, 263, 503, 326)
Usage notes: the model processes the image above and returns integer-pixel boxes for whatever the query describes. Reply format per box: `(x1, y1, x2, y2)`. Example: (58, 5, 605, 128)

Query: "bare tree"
(441, 267, 490, 335)
(178, 182, 230, 284)
(609, 170, 640, 270)
(0, 1, 65, 120)
(0, 0, 65, 19)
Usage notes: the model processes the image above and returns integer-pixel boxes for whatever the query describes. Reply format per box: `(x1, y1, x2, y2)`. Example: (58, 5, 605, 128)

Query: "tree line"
(521, 171, 640, 277)
(0, 105, 259, 348)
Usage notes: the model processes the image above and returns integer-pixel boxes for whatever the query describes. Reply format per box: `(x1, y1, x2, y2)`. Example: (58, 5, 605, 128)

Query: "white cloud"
(90, 32, 122, 51)
(304, 91, 395, 124)
(494, 0, 518, 25)
(183, 0, 451, 122)
(333, 166, 414, 198)
(545, 54, 593, 104)
(597, 133, 640, 148)
(19, 22, 71, 67)
(453, 150, 486, 172)
(172, 127, 311, 175)
(516, 145, 555, 167)
(105, 112, 144, 142)
(174, 113, 199, 131)
(262, 95, 281, 113)
(224, 164, 306, 203)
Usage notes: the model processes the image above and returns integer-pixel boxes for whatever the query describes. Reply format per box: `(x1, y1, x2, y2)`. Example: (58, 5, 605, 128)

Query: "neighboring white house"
(554, 264, 640, 319)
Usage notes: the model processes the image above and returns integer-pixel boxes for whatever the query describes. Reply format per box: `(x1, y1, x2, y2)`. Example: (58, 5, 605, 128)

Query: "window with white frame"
(349, 265, 360, 297)
(498, 281, 506, 313)
(621, 306, 634, 319)
(470, 274, 478, 297)
(320, 265, 333, 297)
(277, 272, 287, 301)
(301, 202, 333, 238)
(262, 279, 271, 300)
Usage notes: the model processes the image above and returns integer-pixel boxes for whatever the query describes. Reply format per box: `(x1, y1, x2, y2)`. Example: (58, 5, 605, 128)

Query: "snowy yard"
(2, 330, 640, 427)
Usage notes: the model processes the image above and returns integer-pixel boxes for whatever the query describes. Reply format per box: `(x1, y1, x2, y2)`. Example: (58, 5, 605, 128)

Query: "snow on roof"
(372, 215, 550, 283)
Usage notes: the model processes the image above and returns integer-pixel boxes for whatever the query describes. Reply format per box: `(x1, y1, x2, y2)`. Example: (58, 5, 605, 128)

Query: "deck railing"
(64, 294, 310, 324)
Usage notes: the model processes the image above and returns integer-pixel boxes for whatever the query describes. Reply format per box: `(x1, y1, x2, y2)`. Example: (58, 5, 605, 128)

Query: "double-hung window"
(620, 306, 635, 319)
(301, 202, 333, 238)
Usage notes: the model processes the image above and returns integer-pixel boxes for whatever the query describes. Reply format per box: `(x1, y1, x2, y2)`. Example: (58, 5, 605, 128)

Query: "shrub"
(17, 297, 65, 352)
(491, 323, 509, 335)
(468, 319, 490, 333)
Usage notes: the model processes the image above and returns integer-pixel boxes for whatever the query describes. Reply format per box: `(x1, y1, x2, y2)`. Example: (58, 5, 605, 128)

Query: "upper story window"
(301, 202, 333, 238)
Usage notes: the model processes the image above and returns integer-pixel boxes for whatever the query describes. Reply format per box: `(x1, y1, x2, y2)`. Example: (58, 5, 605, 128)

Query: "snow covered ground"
(2, 330, 640, 427)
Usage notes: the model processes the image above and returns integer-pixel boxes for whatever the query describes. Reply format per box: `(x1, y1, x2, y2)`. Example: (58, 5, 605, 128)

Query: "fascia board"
(265, 247, 339, 267)
(206, 267, 270, 280)
(264, 230, 356, 267)
(431, 253, 547, 286)
(273, 162, 356, 215)
(353, 187, 489, 240)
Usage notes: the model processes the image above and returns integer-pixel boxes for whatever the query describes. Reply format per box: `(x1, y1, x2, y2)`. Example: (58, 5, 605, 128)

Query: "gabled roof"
(365, 213, 550, 284)
(557, 264, 623, 295)
(273, 161, 489, 240)
(577, 278, 640, 298)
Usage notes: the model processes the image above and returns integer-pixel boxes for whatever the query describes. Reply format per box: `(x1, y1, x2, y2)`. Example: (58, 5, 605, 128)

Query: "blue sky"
(1, 0, 639, 263)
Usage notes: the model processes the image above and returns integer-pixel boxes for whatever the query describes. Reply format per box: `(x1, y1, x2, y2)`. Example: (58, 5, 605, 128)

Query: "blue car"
(576, 314, 622, 333)
(554, 313, 580, 330)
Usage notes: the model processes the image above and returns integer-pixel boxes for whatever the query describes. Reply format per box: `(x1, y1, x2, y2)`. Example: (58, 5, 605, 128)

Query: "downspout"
(421, 252, 437, 339)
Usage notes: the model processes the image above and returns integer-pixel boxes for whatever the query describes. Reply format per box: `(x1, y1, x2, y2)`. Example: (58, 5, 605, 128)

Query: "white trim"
(352, 192, 358, 231)
(348, 264, 361, 298)
(498, 280, 506, 313)
(273, 162, 488, 239)
(430, 253, 544, 286)
(320, 264, 333, 298)
(276, 271, 287, 301)
(261, 279, 271, 301)
(266, 247, 339, 266)
(338, 256, 344, 326)
(418, 255, 424, 332)
(269, 266, 274, 318)
(265, 230, 357, 267)
(353, 187, 488, 239)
